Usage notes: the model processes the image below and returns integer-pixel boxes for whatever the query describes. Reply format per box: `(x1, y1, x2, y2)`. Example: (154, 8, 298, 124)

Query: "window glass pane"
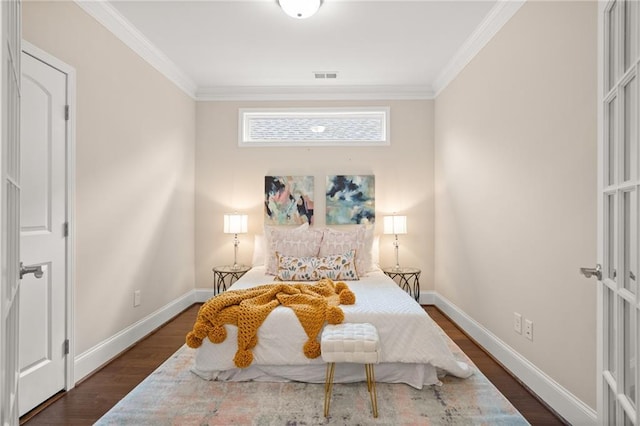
(249, 116, 382, 141)
(607, 286, 617, 373)
(608, 98, 617, 185)
(239, 108, 390, 146)
(624, 299, 636, 407)
(623, 76, 636, 182)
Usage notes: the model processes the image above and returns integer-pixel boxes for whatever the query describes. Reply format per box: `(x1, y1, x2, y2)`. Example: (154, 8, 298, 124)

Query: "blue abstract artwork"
(326, 175, 375, 225)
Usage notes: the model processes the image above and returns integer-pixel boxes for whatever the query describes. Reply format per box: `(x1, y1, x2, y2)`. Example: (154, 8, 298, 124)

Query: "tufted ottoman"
(320, 322, 380, 418)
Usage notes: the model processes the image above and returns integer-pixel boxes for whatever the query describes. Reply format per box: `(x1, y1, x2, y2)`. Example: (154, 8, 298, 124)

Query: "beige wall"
(23, 1, 196, 355)
(195, 100, 434, 290)
(435, 1, 597, 408)
(21, 0, 599, 412)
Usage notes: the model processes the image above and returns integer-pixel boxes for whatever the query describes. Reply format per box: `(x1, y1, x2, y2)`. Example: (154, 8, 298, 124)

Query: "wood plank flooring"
(21, 304, 566, 425)
(425, 306, 567, 425)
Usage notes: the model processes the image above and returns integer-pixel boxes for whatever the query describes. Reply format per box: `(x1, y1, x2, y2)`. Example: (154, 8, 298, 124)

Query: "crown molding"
(75, 0, 523, 101)
(432, 0, 526, 97)
(74, 0, 198, 98)
(195, 85, 435, 101)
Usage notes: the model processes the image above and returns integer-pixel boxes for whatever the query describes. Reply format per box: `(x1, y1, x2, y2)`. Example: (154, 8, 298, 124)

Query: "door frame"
(21, 40, 76, 392)
(597, 2, 604, 424)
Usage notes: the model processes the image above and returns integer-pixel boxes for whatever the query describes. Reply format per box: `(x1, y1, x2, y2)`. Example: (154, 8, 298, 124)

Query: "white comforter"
(193, 267, 472, 387)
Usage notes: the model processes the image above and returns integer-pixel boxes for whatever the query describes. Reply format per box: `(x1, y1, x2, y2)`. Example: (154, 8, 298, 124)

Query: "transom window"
(239, 107, 390, 147)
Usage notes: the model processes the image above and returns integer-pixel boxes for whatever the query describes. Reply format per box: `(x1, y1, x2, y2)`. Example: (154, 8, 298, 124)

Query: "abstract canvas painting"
(265, 176, 314, 225)
(326, 175, 375, 225)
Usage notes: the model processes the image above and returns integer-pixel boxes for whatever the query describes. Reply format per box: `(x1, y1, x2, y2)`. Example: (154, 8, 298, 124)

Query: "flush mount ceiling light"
(278, 0, 323, 19)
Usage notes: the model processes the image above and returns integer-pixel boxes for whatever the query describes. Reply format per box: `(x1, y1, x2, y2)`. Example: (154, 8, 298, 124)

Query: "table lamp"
(383, 214, 407, 271)
(224, 213, 248, 270)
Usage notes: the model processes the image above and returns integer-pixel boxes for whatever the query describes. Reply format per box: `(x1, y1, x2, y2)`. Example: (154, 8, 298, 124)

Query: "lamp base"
(393, 237, 400, 271)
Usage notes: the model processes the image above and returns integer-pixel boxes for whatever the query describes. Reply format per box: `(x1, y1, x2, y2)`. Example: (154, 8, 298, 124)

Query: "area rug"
(95, 330, 529, 425)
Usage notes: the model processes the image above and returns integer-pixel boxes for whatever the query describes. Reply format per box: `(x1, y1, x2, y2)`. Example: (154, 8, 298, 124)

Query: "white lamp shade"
(224, 214, 248, 234)
(278, 0, 322, 19)
(383, 215, 407, 235)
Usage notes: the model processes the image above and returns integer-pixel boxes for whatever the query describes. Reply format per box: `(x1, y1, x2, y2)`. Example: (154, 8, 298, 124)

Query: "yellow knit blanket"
(185, 279, 356, 368)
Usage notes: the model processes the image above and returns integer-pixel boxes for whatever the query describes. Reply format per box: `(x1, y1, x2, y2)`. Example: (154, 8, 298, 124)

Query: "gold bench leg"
(365, 364, 378, 418)
(324, 362, 335, 417)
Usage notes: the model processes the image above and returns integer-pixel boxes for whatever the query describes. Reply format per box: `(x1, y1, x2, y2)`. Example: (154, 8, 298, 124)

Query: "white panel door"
(18, 52, 67, 416)
(600, 1, 640, 424)
(0, 0, 21, 424)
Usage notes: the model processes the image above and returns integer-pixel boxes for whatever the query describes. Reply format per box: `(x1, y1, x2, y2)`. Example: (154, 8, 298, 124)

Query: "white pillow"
(371, 235, 380, 267)
(319, 225, 376, 275)
(264, 224, 324, 275)
(251, 234, 267, 266)
(362, 225, 376, 271)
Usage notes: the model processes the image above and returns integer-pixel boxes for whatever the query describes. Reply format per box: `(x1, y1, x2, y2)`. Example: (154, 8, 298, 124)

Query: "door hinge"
(64, 339, 69, 355)
(65, 105, 69, 121)
(63, 222, 69, 237)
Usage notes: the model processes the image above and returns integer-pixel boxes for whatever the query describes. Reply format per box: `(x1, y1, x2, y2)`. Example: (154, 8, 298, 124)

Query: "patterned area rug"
(96, 331, 529, 425)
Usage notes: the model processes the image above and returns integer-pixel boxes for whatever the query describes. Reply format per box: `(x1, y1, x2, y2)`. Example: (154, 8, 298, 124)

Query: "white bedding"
(192, 266, 473, 389)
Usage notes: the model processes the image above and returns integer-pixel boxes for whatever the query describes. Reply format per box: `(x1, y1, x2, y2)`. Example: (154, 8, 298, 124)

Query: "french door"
(0, 0, 21, 425)
(601, 1, 640, 424)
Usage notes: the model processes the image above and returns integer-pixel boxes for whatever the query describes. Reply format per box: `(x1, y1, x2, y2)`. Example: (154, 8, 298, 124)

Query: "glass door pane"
(608, 98, 618, 186)
(624, 0, 637, 73)
(623, 76, 636, 182)
(622, 191, 637, 293)
(609, 385, 618, 425)
(607, 286, 617, 373)
(624, 299, 636, 406)
(608, 193, 618, 282)
(609, 1, 619, 91)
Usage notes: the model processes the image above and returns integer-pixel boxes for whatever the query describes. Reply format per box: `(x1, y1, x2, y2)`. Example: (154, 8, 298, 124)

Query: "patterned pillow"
(265, 224, 324, 275)
(275, 250, 359, 281)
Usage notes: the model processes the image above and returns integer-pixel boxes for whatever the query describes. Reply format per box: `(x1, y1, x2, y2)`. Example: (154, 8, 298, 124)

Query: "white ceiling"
(87, 0, 524, 100)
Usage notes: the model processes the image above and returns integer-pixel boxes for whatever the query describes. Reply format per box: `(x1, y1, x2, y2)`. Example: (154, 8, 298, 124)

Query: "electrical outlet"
(524, 319, 533, 341)
(513, 312, 522, 334)
(134, 290, 141, 307)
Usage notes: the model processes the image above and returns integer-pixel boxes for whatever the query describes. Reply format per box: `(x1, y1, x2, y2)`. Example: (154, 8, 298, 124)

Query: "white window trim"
(238, 107, 391, 147)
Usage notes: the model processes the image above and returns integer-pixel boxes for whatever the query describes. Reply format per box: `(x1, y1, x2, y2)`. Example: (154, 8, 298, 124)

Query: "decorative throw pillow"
(265, 224, 324, 275)
(276, 250, 359, 281)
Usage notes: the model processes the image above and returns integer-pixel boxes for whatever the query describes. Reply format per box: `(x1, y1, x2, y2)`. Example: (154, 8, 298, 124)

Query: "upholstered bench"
(320, 322, 380, 418)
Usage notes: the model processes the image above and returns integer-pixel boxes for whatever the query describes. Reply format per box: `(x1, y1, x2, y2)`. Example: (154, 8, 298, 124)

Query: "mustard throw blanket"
(185, 279, 356, 368)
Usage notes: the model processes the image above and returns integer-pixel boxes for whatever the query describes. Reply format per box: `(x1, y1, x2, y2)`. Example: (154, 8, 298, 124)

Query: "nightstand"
(212, 265, 250, 295)
(382, 267, 421, 302)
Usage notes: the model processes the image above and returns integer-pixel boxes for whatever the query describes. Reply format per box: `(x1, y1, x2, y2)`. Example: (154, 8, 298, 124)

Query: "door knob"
(580, 264, 602, 280)
(20, 262, 43, 279)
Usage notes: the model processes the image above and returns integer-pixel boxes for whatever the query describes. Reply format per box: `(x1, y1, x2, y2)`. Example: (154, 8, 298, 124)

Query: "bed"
(189, 224, 473, 389)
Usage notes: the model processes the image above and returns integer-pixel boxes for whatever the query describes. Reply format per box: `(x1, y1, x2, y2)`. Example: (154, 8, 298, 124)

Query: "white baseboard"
(433, 293, 597, 426)
(194, 288, 215, 303)
(419, 290, 436, 305)
(74, 290, 197, 383)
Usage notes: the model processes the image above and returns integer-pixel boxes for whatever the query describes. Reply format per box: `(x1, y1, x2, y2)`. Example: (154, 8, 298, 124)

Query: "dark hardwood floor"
(21, 304, 566, 425)
(425, 306, 567, 425)
(20, 304, 202, 426)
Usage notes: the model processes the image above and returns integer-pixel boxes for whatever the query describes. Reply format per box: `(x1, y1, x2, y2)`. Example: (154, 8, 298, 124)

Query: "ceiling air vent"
(314, 71, 338, 79)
